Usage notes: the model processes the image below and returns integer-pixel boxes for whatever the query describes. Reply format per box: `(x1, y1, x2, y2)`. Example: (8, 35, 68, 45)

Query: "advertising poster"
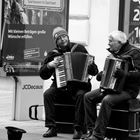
(123, 0, 140, 47)
(128, 0, 140, 45)
(2, 0, 69, 76)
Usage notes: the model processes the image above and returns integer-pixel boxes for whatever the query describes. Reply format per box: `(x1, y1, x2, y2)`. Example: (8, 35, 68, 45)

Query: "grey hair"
(109, 30, 127, 44)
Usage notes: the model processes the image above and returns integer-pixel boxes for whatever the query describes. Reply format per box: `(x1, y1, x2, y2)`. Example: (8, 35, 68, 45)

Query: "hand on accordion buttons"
(113, 68, 125, 79)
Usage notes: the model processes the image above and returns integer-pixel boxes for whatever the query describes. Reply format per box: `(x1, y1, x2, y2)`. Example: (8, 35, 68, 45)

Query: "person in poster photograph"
(4, 0, 29, 24)
(2, 0, 69, 76)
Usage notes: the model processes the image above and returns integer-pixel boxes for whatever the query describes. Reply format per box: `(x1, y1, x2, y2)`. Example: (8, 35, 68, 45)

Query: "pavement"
(0, 119, 73, 140)
(0, 78, 73, 140)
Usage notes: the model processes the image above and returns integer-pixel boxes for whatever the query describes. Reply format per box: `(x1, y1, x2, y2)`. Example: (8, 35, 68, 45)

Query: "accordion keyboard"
(55, 57, 67, 88)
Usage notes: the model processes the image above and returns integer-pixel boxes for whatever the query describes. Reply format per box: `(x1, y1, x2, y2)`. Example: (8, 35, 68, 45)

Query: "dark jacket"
(39, 42, 98, 90)
(108, 41, 140, 97)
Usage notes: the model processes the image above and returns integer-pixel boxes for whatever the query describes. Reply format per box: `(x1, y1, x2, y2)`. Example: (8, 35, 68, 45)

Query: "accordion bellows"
(100, 57, 129, 92)
(55, 52, 94, 88)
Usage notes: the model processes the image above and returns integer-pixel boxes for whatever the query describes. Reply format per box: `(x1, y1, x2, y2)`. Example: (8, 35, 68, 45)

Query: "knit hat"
(52, 27, 68, 42)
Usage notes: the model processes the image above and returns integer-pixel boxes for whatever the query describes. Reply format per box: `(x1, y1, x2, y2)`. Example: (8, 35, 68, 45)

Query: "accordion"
(55, 52, 94, 88)
(100, 57, 128, 92)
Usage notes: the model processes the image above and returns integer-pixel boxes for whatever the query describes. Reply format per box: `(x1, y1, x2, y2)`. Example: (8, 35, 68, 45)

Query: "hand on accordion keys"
(113, 68, 127, 79)
(47, 58, 60, 69)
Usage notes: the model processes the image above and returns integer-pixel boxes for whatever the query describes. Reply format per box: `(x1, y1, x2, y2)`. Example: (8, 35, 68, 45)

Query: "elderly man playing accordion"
(81, 30, 140, 140)
(39, 27, 99, 139)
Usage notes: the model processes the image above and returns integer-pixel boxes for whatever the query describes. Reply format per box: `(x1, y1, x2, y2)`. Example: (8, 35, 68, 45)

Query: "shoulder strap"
(71, 43, 78, 52)
(52, 49, 59, 54)
(71, 43, 88, 53)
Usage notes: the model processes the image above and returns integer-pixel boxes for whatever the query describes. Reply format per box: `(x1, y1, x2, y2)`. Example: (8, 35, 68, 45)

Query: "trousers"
(44, 86, 89, 131)
(84, 88, 137, 139)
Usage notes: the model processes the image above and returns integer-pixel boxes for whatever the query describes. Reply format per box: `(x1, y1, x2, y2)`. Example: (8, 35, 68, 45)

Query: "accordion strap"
(71, 43, 78, 52)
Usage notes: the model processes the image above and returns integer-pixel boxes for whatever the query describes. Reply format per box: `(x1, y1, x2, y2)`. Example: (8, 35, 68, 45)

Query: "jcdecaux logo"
(22, 84, 43, 90)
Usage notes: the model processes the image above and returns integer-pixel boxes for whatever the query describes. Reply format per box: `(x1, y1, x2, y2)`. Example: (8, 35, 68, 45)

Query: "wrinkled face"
(108, 36, 122, 53)
(56, 34, 69, 50)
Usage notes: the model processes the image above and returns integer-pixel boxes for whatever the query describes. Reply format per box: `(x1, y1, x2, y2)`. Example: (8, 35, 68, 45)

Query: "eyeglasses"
(57, 35, 68, 40)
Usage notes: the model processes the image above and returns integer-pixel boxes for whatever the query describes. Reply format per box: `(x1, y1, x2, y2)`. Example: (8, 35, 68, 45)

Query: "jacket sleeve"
(125, 71, 140, 86)
(131, 49, 140, 70)
(39, 51, 56, 80)
(125, 49, 140, 84)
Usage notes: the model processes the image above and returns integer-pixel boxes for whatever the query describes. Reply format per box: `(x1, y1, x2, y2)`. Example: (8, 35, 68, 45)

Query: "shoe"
(73, 129, 83, 139)
(42, 127, 57, 137)
(80, 129, 92, 140)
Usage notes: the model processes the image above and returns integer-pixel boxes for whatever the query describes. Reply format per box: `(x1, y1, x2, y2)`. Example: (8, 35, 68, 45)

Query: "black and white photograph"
(0, 0, 140, 140)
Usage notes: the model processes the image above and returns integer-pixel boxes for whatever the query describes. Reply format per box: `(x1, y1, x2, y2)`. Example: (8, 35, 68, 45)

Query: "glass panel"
(2, 0, 69, 76)
(123, 0, 140, 47)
